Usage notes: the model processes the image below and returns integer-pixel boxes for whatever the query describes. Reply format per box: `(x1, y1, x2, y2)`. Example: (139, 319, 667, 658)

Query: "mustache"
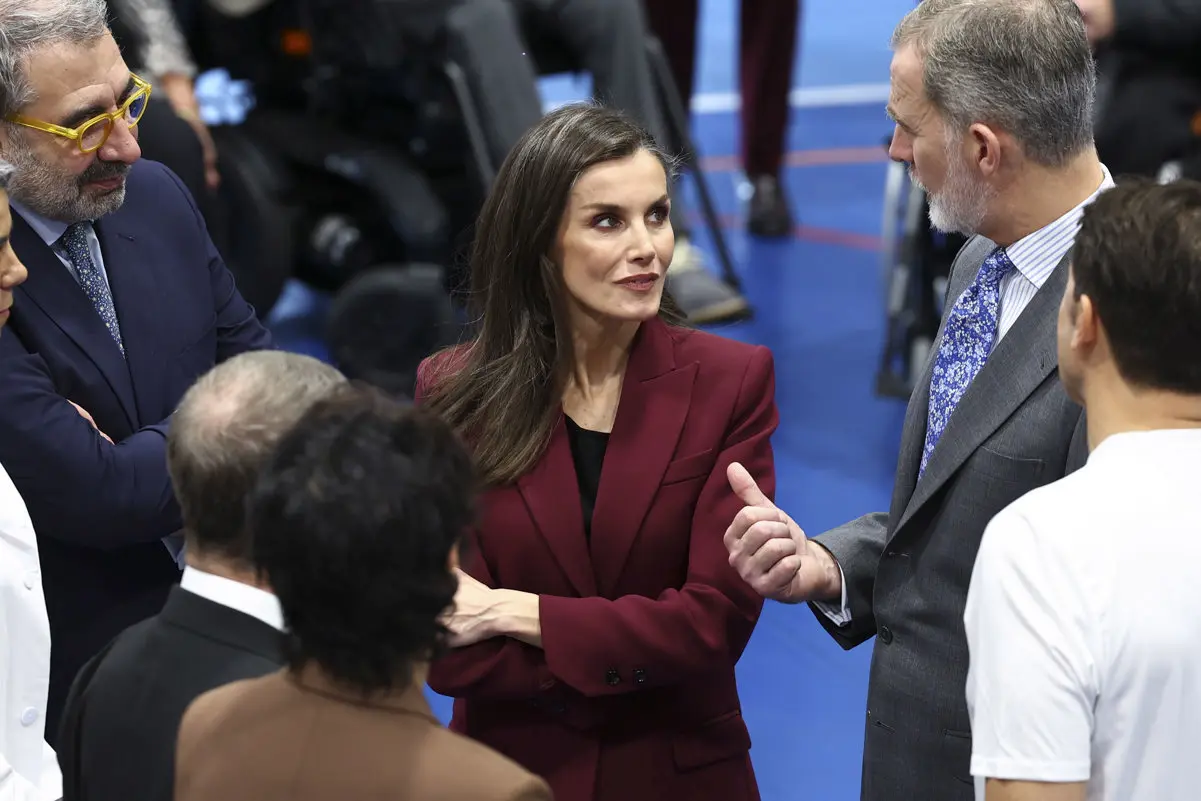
(78, 160, 131, 185)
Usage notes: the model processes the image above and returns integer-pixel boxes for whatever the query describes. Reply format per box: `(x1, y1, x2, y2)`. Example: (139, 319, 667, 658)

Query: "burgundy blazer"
(416, 318, 778, 801)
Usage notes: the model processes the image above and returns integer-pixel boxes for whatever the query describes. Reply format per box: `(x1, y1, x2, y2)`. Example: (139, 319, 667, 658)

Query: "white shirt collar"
(179, 566, 285, 632)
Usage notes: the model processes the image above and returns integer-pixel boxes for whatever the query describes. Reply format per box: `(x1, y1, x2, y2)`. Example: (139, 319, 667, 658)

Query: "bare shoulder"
(426, 726, 551, 801)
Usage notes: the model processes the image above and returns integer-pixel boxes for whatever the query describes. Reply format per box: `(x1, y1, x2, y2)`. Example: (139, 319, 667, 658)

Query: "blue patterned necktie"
(60, 222, 124, 356)
(920, 247, 1015, 477)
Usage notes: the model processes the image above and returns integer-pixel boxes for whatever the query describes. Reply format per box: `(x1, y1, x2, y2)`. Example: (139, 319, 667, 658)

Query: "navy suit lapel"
(9, 213, 138, 428)
(96, 217, 165, 423)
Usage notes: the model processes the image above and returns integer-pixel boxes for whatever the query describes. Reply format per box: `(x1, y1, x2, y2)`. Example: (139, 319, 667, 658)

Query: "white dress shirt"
(966, 429, 1201, 801)
(0, 463, 61, 801)
(816, 164, 1115, 625)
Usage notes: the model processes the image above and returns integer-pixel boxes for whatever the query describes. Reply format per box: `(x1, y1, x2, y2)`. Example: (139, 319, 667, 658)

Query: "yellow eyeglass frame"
(6, 74, 153, 154)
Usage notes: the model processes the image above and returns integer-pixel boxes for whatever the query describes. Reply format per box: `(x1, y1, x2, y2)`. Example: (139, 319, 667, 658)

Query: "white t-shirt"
(965, 428, 1201, 801)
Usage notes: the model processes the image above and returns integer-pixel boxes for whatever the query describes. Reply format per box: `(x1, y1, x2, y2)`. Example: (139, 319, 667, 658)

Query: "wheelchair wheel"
(209, 124, 296, 315)
(326, 263, 462, 399)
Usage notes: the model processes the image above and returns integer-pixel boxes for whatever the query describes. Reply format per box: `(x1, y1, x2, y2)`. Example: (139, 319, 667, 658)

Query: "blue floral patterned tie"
(60, 222, 124, 356)
(920, 247, 1015, 477)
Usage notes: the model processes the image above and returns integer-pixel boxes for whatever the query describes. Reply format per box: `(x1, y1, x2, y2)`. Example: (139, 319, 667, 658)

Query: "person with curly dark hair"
(173, 387, 551, 801)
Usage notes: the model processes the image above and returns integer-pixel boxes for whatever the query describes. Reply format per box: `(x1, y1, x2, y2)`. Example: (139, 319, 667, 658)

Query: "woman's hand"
(444, 568, 544, 648)
(444, 568, 504, 647)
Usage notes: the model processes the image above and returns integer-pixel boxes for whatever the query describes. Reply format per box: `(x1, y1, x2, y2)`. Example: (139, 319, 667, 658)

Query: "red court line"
(686, 213, 885, 253)
(699, 145, 890, 173)
(683, 145, 890, 252)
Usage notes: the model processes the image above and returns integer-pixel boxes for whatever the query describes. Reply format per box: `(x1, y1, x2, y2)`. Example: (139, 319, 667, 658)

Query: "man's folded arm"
(0, 347, 180, 549)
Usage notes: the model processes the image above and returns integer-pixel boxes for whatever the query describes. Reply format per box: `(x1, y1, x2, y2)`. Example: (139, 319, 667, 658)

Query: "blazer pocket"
(672, 710, 752, 771)
(941, 729, 974, 786)
(662, 449, 715, 486)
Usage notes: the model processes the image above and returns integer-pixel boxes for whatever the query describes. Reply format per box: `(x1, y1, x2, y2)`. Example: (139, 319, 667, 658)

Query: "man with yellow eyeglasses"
(0, 0, 273, 745)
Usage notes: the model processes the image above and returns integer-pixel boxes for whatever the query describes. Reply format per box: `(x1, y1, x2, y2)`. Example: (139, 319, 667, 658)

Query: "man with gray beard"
(723, 1, 1112, 799)
(0, 0, 272, 742)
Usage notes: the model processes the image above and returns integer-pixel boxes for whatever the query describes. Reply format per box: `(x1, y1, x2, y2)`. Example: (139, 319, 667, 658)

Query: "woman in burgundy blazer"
(417, 103, 778, 801)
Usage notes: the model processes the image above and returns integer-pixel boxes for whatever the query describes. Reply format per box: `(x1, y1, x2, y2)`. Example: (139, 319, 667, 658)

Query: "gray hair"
(167, 350, 348, 562)
(892, 0, 1096, 168)
(0, 159, 12, 191)
(0, 0, 111, 118)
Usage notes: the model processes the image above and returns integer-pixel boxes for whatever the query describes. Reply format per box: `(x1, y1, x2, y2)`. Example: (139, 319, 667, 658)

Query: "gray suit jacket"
(812, 235, 1089, 801)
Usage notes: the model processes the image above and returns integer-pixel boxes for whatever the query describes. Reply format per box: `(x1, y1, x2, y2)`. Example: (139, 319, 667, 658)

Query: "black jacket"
(1095, 0, 1201, 176)
(56, 585, 285, 801)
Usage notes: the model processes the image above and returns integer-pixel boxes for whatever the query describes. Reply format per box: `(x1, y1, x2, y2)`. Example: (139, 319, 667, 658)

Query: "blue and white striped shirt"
(994, 164, 1114, 341)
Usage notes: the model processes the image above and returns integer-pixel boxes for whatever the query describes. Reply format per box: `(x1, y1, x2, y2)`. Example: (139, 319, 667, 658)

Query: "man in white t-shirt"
(0, 161, 59, 801)
(965, 177, 1201, 801)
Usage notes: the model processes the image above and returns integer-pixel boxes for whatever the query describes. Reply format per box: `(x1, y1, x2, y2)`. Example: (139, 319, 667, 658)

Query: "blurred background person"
(55, 351, 345, 801)
(1077, 0, 1201, 179)
(966, 178, 1201, 801)
(417, 103, 777, 801)
(0, 159, 58, 801)
(107, 0, 224, 245)
(174, 388, 550, 801)
(643, 0, 799, 237)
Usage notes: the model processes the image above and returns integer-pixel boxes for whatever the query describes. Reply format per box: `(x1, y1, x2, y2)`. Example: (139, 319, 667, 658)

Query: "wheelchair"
(184, 0, 488, 394)
(184, 0, 736, 394)
(875, 148, 964, 400)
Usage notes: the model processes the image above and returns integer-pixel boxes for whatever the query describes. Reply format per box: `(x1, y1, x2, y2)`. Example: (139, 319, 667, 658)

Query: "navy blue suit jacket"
(0, 158, 273, 740)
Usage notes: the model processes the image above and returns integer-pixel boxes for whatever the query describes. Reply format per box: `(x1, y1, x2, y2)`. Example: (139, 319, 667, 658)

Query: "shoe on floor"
(666, 238, 752, 325)
(747, 174, 794, 239)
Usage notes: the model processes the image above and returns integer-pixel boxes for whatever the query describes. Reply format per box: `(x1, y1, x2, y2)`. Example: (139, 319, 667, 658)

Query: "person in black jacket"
(1078, 0, 1201, 177)
(55, 351, 346, 801)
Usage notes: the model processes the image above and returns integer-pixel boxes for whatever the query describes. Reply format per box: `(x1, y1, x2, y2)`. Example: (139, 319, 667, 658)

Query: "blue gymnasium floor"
(261, 1, 915, 798)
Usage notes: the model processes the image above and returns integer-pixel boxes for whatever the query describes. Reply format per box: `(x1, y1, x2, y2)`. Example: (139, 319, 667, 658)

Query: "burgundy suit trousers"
(643, 0, 801, 177)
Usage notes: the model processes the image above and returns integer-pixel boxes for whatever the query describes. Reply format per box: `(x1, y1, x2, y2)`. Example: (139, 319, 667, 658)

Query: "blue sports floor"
(262, 1, 914, 798)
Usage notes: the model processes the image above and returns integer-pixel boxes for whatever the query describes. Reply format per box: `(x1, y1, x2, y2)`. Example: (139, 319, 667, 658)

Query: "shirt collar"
(180, 565, 286, 632)
(1004, 162, 1115, 289)
(9, 200, 72, 247)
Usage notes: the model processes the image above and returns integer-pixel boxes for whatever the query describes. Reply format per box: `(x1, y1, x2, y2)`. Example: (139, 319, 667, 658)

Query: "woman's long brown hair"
(421, 103, 685, 485)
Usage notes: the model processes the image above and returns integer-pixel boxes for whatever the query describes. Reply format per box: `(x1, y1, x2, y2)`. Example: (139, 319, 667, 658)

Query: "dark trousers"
(643, 0, 800, 177)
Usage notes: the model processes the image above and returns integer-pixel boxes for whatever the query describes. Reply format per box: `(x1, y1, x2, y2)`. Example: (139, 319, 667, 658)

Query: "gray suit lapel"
(892, 245, 1070, 536)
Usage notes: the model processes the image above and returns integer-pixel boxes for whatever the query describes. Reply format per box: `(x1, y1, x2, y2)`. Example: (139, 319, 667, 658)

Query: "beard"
(910, 138, 996, 237)
(3, 133, 130, 223)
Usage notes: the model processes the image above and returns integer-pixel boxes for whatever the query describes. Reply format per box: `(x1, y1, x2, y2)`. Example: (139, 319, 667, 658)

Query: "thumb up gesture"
(722, 462, 840, 604)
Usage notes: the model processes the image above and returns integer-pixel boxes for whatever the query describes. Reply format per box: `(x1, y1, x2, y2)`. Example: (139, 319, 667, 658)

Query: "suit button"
(633, 668, 647, 685)
(879, 626, 894, 644)
(605, 669, 621, 686)
(22, 570, 37, 590)
(19, 707, 38, 727)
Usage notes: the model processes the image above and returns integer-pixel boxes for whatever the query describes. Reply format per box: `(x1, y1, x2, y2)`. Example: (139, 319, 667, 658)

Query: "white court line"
(691, 83, 891, 113)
